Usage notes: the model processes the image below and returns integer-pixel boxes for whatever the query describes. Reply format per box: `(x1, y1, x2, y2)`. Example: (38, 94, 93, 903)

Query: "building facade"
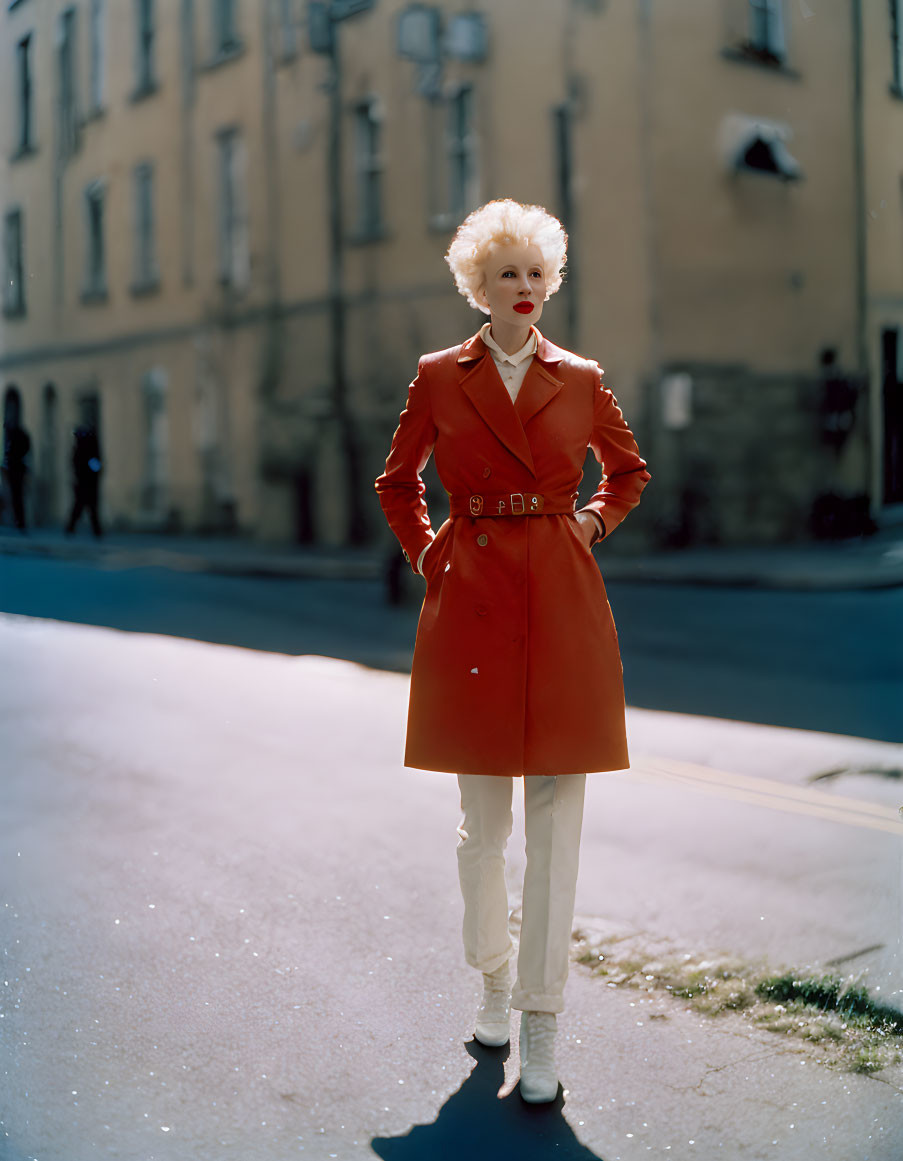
(0, 0, 899, 548)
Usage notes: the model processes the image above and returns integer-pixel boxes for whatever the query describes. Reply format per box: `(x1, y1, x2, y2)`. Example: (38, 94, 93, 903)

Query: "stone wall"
(636, 364, 870, 548)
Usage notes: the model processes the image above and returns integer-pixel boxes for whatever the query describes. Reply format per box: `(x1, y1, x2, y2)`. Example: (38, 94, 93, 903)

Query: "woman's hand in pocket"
(417, 537, 438, 579)
(575, 511, 599, 550)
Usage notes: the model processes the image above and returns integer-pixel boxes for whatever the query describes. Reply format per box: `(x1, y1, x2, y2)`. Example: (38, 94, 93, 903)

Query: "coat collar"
(456, 327, 567, 368)
(455, 329, 566, 477)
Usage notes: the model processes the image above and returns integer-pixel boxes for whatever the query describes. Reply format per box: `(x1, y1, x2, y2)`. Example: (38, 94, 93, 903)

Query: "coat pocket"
(564, 513, 593, 556)
(421, 520, 452, 584)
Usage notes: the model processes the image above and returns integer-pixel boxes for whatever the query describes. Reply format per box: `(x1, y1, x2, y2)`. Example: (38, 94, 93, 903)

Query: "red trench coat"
(375, 329, 651, 777)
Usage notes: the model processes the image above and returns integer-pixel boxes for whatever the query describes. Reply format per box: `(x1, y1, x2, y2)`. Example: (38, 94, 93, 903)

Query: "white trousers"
(456, 773, 586, 1014)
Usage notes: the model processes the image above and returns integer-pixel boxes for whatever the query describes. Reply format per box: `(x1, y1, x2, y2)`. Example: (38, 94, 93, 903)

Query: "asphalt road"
(0, 553, 899, 741)
(1, 613, 900, 1161)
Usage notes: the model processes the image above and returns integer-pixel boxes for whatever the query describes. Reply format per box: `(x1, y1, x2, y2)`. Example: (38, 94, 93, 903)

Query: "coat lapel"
(457, 332, 536, 476)
(514, 333, 565, 428)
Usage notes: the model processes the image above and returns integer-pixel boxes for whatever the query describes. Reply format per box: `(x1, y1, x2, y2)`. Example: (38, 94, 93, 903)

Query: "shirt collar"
(479, 321, 538, 367)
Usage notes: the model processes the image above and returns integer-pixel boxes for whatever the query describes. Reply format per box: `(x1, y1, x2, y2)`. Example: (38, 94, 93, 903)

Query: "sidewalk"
(2, 521, 903, 589)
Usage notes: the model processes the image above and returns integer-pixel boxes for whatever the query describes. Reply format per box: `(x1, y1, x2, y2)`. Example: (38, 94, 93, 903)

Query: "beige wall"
(0, 0, 898, 546)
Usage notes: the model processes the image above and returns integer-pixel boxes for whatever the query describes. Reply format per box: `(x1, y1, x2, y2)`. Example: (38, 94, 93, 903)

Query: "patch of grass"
(571, 927, 903, 1075)
(851, 1045, 892, 1074)
(755, 974, 903, 1035)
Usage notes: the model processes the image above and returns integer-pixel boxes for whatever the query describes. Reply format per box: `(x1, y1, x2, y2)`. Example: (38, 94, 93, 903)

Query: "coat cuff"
(402, 531, 435, 575)
(576, 507, 606, 544)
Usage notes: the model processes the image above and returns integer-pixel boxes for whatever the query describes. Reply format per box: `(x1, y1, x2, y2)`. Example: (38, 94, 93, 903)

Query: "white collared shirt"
(479, 321, 538, 405)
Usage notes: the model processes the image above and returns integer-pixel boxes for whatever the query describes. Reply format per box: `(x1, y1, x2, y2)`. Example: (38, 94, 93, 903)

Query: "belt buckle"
(469, 494, 484, 517)
(510, 493, 525, 515)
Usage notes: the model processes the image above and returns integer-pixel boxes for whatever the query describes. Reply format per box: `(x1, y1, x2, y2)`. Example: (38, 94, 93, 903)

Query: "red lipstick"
(513, 302, 534, 314)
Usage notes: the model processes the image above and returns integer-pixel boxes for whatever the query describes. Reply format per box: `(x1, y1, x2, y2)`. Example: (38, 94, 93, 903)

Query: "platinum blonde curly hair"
(445, 199, 568, 313)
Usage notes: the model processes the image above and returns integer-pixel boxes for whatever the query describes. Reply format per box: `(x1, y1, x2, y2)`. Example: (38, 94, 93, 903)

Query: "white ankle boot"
(519, 1010, 559, 1102)
(473, 961, 512, 1046)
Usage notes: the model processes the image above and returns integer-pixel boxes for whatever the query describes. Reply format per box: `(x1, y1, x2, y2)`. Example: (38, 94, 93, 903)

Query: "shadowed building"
(0, 0, 899, 546)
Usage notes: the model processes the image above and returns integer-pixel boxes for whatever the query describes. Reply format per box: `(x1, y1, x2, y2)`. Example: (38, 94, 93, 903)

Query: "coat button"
(475, 604, 488, 616)
(476, 533, 488, 546)
(482, 466, 491, 478)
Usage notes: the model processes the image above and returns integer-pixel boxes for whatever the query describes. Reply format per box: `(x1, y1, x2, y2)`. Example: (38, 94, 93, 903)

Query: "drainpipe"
(850, 0, 871, 497)
(325, 14, 367, 545)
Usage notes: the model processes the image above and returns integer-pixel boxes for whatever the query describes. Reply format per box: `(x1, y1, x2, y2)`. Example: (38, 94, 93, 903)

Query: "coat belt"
(448, 491, 576, 518)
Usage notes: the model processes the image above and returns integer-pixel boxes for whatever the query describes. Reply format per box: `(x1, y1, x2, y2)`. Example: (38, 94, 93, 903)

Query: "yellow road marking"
(629, 755, 903, 836)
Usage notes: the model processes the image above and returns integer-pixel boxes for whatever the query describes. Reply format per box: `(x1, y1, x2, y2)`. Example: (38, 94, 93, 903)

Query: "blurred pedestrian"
(1, 413, 32, 533)
(64, 425, 104, 538)
(375, 200, 650, 1103)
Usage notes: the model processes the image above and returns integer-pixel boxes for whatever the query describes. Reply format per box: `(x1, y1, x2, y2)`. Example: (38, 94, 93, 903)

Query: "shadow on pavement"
(370, 1039, 603, 1161)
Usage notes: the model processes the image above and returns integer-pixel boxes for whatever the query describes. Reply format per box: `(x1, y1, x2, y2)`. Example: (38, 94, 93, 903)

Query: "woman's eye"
(501, 271, 514, 278)
(530, 270, 543, 278)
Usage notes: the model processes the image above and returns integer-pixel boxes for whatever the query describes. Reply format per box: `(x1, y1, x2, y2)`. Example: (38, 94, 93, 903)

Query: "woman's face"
(477, 242, 547, 326)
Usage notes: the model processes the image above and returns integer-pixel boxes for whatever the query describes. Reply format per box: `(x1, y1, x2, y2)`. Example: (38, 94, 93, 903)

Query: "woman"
(375, 199, 650, 1103)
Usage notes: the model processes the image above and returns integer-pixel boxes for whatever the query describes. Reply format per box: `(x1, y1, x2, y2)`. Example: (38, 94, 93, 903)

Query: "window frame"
(13, 32, 35, 158)
(88, 0, 106, 116)
(211, 0, 243, 61)
(216, 126, 250, 290)
(132, 0, 158, 100)
(891, 0, 903, 96)
(82, 179, 108, 301)
(351, 97, 385, 243)
(131, 161, 160, 293)
(3, 208, 26, 318)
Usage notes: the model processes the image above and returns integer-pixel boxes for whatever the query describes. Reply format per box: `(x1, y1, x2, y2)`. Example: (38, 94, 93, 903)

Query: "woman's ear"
(474, 280, 490, 313)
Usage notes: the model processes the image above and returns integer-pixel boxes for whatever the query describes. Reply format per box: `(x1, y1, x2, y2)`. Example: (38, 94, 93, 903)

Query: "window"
(277, 0, 298, 61)
(132, 163, 159, 290)
(15, 33, 34, 156)
(427, 85, 478, 229)
(88, 0, 105, 113)
(447, 85, 476, 220)
(892, 0, 903, 93)
(83, 180, 107, 299)
(746, 0, 786, 62)
(134, 0, 156, 96)
(3, 209, 26, 317)
(554, 102, 574, 232)
(180, 0, 197, 104)
(216, 128, 249, 289)
(212, 0, 241, 57)
(59, 7, 80, 158)
(553, 100, 578, 341)
(353, 99, 383, 240)
(444, 12, 488, 62)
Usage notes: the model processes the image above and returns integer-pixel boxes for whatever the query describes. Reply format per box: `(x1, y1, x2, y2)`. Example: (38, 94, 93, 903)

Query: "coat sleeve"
(374, 359, 439, 574)
(576, 364, 651, 540)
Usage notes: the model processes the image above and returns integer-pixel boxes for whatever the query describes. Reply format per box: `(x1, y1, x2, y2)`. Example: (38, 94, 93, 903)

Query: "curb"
(2, 532, 902, 591)
(0, 536, 383, 582)
(598, 559, 903, 591)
